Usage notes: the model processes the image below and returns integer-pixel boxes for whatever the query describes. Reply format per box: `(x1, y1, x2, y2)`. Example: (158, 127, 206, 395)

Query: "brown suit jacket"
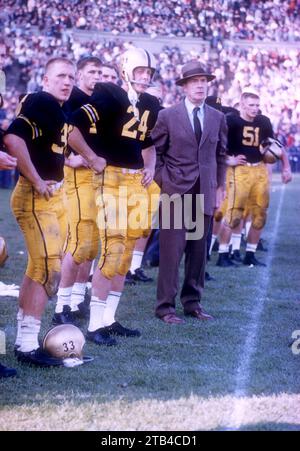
(152, 101, 227, 215)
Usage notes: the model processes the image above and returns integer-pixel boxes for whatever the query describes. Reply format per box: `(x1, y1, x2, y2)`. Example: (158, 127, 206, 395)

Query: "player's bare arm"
(0, 150, 17, 170)
(141, 145, 156, 187)
(68, 126, 106, 174)
(4, 134, 55, 200)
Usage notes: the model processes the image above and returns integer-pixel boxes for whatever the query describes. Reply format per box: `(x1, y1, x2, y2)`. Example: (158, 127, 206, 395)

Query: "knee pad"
(26, 257, 61, 297)
(118, 239, 136, 276)
(251, 208, 267, 230)
(98, 240, 125, 280)
(71, 238, 99, 264)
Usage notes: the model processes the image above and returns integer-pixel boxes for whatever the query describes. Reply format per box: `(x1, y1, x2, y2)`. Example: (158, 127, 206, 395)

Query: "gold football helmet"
(43, 324, 85, 360)
(0, 236, 8, 267)
(260, 137, 283, 164)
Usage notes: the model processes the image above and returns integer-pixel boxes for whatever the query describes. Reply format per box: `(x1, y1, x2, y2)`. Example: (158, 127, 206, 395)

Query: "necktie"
(193, 107, 202, 145)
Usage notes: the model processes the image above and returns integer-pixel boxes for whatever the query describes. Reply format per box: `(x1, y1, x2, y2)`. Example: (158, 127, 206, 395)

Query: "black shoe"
(52, 305, 74, 325)
(216, 252, 237, 267)
(132, 268, 153, 283)
(212, 240, 219, 252)
(125, 271, 136, 285)
(257, 238, 268, 252)
(104, 321, 141, 337)
(71, 301, 90, 321)
(243, 251, 266, 267)
(17, 347, 63, 367)
(86, 328, 117, 346)
(205, 272, 215, 281)
(230, 249, 243, 263)
(0, 362, 17, 378)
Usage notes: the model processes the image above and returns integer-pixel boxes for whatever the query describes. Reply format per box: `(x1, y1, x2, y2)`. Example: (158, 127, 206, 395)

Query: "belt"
(121, 168, 142, 174)
(245, 162, 262, 167)
(50, 180, 64, 192)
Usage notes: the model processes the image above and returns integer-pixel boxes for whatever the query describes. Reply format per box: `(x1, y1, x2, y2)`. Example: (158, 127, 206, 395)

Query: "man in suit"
(152, 61, 227, 324)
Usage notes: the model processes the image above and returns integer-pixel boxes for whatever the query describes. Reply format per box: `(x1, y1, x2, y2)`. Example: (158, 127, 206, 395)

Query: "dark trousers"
(156, 180, 211, 317)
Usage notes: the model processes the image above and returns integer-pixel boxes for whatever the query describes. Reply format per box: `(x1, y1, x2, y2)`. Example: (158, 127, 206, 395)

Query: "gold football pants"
(63, 166, 99, 264)
(94, 166, 155, 279)
(225, 163, 269, 230)
(11, 176, 67, 297)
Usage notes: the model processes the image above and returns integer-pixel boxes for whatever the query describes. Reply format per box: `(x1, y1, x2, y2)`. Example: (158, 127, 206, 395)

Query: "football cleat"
(257, 238, 268, 252)
(125, 271, 136, 285)
(0, 362, 17, 378)
(17, 347, 63, 367)
(132, 268, 153, 283)
(243, 251, 266, 267)
(230, 249, 243, 263)
(104, 322, 141, 337)
(216, 252, 237, 267)
(86, 328, 117, 346)
(70, 301, 90, 321)
(51, 305, 74, 325)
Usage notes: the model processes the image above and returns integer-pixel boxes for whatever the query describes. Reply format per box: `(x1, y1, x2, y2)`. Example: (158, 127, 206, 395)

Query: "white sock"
(15, 307, 24, 348)
(19, 315, 41, 353)
(71, 282, 86, 311)
(245, 221, 252, 239)
(130, 251, 144, 273)
(246, 243, 257, 253)
(219, 244, 230, 254)
(103, 291, 121, 327)
(231, 233, 242, 252)
(55, 286, 72, 313)
(88, 296, 106, 332)
(209, 234, 217, 255)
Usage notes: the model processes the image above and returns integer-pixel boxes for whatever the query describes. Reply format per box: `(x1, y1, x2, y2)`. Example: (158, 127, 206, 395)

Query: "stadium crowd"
(1, 0, 300, 41)
(1, 1, 300, 185)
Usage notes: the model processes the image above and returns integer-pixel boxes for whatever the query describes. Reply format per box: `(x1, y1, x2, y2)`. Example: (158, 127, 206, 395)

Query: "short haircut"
(241, 92, 259, 101)
(77, 56, 102, 71)
(101, 63, 119, 77)
(45, 57, 75, 74)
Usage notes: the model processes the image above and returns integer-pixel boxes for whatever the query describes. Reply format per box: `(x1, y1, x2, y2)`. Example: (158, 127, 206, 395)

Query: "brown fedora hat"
(176, 61, 216, 86)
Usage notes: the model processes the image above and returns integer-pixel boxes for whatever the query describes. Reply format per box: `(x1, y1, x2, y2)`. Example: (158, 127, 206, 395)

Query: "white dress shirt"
(184, 97, 205, 131)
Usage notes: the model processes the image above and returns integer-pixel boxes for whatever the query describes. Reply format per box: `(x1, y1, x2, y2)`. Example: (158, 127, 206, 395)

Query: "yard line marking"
(227, 183, 286, 430)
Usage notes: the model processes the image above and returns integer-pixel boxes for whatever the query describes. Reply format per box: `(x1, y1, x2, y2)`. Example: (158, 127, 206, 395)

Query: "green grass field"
(0, 174, 299, 431)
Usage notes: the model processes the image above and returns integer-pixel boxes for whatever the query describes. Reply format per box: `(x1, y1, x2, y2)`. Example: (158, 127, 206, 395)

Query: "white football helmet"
(43, 324, 85, 360)
(120, 47, 156, 86)
(260, 137, 283, 164)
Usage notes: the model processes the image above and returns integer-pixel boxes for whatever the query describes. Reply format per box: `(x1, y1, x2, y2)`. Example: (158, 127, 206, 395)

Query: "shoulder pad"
(20, 91, 65, 127)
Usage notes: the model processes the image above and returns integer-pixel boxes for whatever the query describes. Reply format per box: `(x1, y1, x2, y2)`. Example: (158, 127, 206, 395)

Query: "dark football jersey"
(226, 113, 274, 163)
(71, 82, 161, 169)
(63, 86, 90, 157)
(63, 86, 90, 118)
(6, 91, 68, 181)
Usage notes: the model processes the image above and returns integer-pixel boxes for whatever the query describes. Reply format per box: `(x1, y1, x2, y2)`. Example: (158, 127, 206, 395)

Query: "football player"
(216, 87, 292, 267)
(68, 47, 161, 345)
(53, 56, 102, 325)
(3, 57, 82, 367)
(100, 63, 119, 84)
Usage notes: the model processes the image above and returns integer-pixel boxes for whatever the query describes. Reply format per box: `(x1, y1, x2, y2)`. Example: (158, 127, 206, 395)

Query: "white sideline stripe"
(227, 184, 286, 430)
